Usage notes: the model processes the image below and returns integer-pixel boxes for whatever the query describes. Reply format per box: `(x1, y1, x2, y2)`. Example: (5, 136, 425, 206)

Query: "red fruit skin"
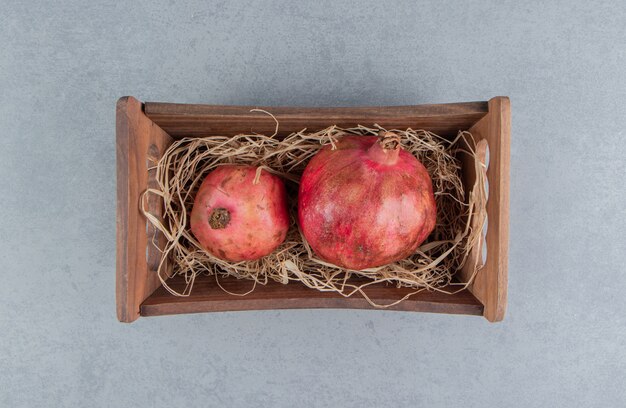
(298, 136, 437, 270)
(190, 165, 289, 262)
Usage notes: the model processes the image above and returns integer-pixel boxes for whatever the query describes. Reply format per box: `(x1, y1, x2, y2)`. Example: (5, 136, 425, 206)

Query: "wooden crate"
(116, 96, 510, 323)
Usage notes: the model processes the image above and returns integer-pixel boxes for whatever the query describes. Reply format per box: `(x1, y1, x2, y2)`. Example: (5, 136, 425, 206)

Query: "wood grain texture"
(144, 101, 488, 139)
(140, 275, 484, 317)
(116, 96, 172, 323)
(465, 96, 510, 322)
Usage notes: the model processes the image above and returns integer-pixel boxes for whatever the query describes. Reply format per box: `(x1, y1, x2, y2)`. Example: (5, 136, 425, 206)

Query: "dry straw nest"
(142, 113, 487, 307)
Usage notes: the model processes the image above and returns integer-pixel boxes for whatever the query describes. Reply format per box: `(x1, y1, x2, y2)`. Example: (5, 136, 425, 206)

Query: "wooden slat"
(140, 275, 484, 317)
(116, 96, 173, 323)
(144, 101, 488, 139)
(465, 97, 510, 322)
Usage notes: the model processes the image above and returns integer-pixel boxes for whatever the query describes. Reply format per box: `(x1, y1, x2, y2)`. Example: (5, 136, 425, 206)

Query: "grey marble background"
(1, 1, 625, 407)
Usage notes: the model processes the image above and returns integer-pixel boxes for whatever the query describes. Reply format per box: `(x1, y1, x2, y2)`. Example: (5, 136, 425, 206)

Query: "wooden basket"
(116, 96, 510, 323)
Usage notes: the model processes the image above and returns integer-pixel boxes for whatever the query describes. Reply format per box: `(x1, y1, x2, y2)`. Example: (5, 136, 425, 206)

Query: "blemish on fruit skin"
(220, 175, 233, 188)
(273, 230, 285, 242)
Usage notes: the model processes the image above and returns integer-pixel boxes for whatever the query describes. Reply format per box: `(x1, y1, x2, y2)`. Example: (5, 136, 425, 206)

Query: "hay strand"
(141, 123, 487, 307)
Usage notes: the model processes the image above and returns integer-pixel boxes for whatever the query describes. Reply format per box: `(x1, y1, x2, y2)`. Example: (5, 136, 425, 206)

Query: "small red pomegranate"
(298, 132, 436, 270)
(190, 165, 289, 262)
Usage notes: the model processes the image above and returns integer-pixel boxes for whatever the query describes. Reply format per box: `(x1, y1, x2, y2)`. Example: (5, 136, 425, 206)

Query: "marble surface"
(1, 1, 625, 406)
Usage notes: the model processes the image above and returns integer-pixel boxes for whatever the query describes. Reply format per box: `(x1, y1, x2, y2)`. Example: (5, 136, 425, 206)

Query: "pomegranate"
(190, 165, 289, 262)
(298, 132, 436, 270)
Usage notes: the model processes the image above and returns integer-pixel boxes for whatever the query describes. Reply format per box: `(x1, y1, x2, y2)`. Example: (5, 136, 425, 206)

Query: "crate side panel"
(144, 102, 489, 139)
(116, 96, 173, 323)
(467, 97, 510, 322)
(141, 275, 484, 317)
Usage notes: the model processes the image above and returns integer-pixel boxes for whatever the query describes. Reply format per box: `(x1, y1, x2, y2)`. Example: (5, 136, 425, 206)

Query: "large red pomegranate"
(298, 132, 437, 270)
(190, 165, 289, 262)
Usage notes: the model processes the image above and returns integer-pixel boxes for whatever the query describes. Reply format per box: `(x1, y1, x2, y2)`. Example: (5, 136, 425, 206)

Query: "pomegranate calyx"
(209, 208, 231, 229)
(367, 131, 401, 165)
